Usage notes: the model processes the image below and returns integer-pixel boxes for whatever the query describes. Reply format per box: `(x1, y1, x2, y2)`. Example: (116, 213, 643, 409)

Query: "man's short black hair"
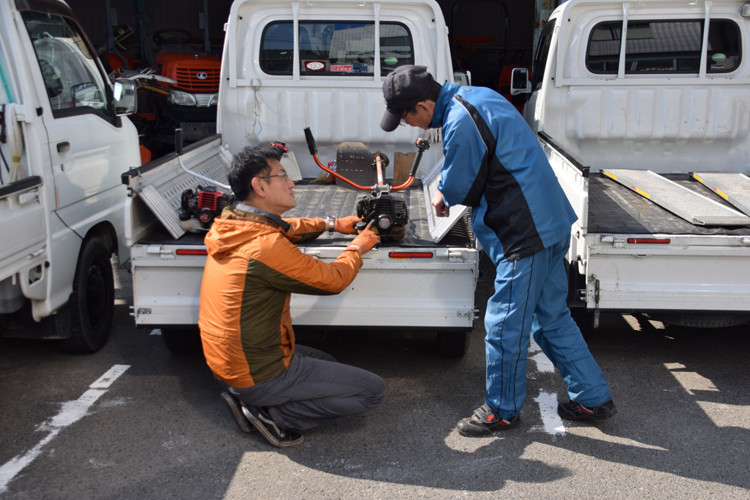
(228, 144, 286, 202)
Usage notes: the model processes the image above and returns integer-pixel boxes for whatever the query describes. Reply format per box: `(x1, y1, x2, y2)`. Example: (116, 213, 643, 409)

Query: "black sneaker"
(558, 399, 617, 422)
(241, 404, 304, 448)
(456, 403, 520, 436)
(220, 392, 253, 434)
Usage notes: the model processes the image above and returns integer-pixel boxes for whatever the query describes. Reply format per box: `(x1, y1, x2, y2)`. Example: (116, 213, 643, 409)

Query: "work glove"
(334, 215, 361, 235)
(346, 223, 380, 255)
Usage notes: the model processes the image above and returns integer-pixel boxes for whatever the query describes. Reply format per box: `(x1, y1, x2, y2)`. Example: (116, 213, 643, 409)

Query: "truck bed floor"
(588, 173, 750, 235)
(139, 181, 473, 248)
(288, 181, 473, 247)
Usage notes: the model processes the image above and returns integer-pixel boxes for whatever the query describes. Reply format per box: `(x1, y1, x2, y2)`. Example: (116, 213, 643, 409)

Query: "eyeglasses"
(256, 170, 290, 181)
(399, 109, 410, 127)
(399, 102, 422, 126)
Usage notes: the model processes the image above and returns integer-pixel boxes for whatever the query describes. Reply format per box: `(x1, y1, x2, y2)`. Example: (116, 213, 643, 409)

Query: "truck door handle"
(57, 141, 70, 152)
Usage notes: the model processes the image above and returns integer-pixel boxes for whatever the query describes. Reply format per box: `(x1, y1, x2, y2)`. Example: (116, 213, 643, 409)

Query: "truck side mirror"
(453, 70, 471, 86)
(510, 67, 531, 95)
(113, 78, 137, 115)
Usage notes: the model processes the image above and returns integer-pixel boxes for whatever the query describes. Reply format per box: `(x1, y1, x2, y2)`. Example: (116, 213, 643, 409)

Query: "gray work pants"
(227, 345, 385, 431)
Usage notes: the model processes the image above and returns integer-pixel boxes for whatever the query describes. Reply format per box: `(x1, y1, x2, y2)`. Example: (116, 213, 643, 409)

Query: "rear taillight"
(388, 252, 433, 259)
(176, 249, 208, 256)
(627, 238, 670, 244)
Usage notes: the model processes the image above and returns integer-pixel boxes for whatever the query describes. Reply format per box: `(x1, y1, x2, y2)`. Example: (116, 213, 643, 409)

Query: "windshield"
(23, 11, 110, 115)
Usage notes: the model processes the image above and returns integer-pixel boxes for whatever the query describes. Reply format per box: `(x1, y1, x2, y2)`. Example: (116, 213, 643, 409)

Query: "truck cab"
(509, 0, 750, 329)
(0, 0, 140, 351)
(219, 0, 454, 171)
(122, 0, 480, 357)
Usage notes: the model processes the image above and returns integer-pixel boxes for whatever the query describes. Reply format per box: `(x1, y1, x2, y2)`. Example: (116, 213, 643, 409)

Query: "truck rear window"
(260, 21, 414, 76)
(586, 19, 741, 75)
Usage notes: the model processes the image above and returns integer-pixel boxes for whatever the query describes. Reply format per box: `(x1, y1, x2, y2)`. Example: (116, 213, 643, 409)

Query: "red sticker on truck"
(330, 64, 353, 72)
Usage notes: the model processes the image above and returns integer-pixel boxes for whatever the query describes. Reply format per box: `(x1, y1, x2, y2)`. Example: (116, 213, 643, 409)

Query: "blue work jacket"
(432, 83, 576, 261)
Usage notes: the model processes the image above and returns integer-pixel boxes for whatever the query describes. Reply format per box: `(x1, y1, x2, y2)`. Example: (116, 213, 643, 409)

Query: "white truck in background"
(511, 0, 750, 330)
(121, 0, 479, 356)
(0, 0, 139, 351)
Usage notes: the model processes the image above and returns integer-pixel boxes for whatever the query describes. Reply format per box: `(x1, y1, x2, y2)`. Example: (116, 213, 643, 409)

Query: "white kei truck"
(121, 0, 480, 356)
(0, 0, 140, 351)
(511, 0, 750, 330)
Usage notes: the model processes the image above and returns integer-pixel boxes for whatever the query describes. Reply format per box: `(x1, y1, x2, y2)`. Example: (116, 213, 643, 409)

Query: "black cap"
(380, 65, 435, 132)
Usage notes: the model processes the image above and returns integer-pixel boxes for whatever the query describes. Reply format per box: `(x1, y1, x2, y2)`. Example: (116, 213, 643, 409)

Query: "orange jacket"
(198, 207, 362, 388)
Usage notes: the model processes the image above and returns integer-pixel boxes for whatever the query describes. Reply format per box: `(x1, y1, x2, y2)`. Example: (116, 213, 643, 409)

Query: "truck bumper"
(582, 235, 750, 312)
(129, 244, 479, 330)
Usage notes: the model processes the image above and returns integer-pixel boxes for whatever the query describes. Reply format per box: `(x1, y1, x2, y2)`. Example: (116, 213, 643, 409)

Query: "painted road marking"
(529, 338, 554, 373)
(531, 351, 555, 374)
(0, 364, 130, 494)
(529, 338, 565, 435)
(533, 391, 566, 435)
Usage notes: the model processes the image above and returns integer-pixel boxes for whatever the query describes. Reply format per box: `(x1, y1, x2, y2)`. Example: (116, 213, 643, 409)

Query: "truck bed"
(136, 181, 473, 248)
(128, 180, 479, 332)
(588, 173, 750, 236)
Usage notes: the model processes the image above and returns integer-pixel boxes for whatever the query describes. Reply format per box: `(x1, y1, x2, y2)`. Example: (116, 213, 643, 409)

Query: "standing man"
(380, 65, 615, 436)
(199, 143, 385, 448)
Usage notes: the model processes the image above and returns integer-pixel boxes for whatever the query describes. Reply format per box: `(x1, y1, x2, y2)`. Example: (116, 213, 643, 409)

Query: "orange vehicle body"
(154, 51, 220, 94)
(133, 49, 221, 157)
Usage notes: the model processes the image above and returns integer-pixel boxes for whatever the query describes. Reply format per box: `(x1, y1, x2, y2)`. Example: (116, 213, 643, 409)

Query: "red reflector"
(388, 252, 433, 259)
(176, 249, 208, 255)
(627, 238, 670, 244)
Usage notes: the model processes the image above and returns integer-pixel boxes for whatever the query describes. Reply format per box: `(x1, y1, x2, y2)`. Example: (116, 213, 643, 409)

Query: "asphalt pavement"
(1, 256, 749, 499)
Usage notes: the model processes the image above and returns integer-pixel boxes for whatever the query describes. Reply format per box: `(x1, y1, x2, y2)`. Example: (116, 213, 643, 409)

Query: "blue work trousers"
(485, 235, 611, 418)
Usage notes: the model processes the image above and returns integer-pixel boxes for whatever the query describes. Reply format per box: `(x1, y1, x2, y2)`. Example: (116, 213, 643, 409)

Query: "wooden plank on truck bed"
(692, 172, 750, 217)
(602, 169, 750, 226)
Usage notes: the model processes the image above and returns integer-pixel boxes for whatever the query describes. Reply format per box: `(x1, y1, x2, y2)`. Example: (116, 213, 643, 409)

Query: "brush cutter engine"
(356, 192, 409, 236)
(179, 185, 233, 230)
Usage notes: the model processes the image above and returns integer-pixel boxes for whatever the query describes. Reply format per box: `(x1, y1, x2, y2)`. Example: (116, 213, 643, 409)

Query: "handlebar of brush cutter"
(304, 127, 428, 191)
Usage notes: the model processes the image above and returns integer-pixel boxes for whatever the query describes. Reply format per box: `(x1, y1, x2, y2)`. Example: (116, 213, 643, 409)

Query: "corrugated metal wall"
(66, 0, 233, 52)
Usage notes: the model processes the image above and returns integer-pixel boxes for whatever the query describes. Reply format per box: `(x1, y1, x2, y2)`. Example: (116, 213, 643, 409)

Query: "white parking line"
(528, 338, 555, 373)
(533, 391, 566, 435)
(0, 364, 130, 494)
(528, 339, 565, 435)
(531, 352, 555, 374)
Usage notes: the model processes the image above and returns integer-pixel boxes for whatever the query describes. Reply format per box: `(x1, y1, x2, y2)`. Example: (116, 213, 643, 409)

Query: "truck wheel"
(648, 312, 750, 329)
(162, 327, 203, 355)
(437, 330, 470, 358)
(63, 237, 114, 353)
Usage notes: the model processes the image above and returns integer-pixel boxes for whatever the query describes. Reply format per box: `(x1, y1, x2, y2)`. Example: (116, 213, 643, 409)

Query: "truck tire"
(63, 237, 114, 353)
(162, 327, 203, 355)
(648, 312, 750, 329)
(436, 330, 470, 358)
